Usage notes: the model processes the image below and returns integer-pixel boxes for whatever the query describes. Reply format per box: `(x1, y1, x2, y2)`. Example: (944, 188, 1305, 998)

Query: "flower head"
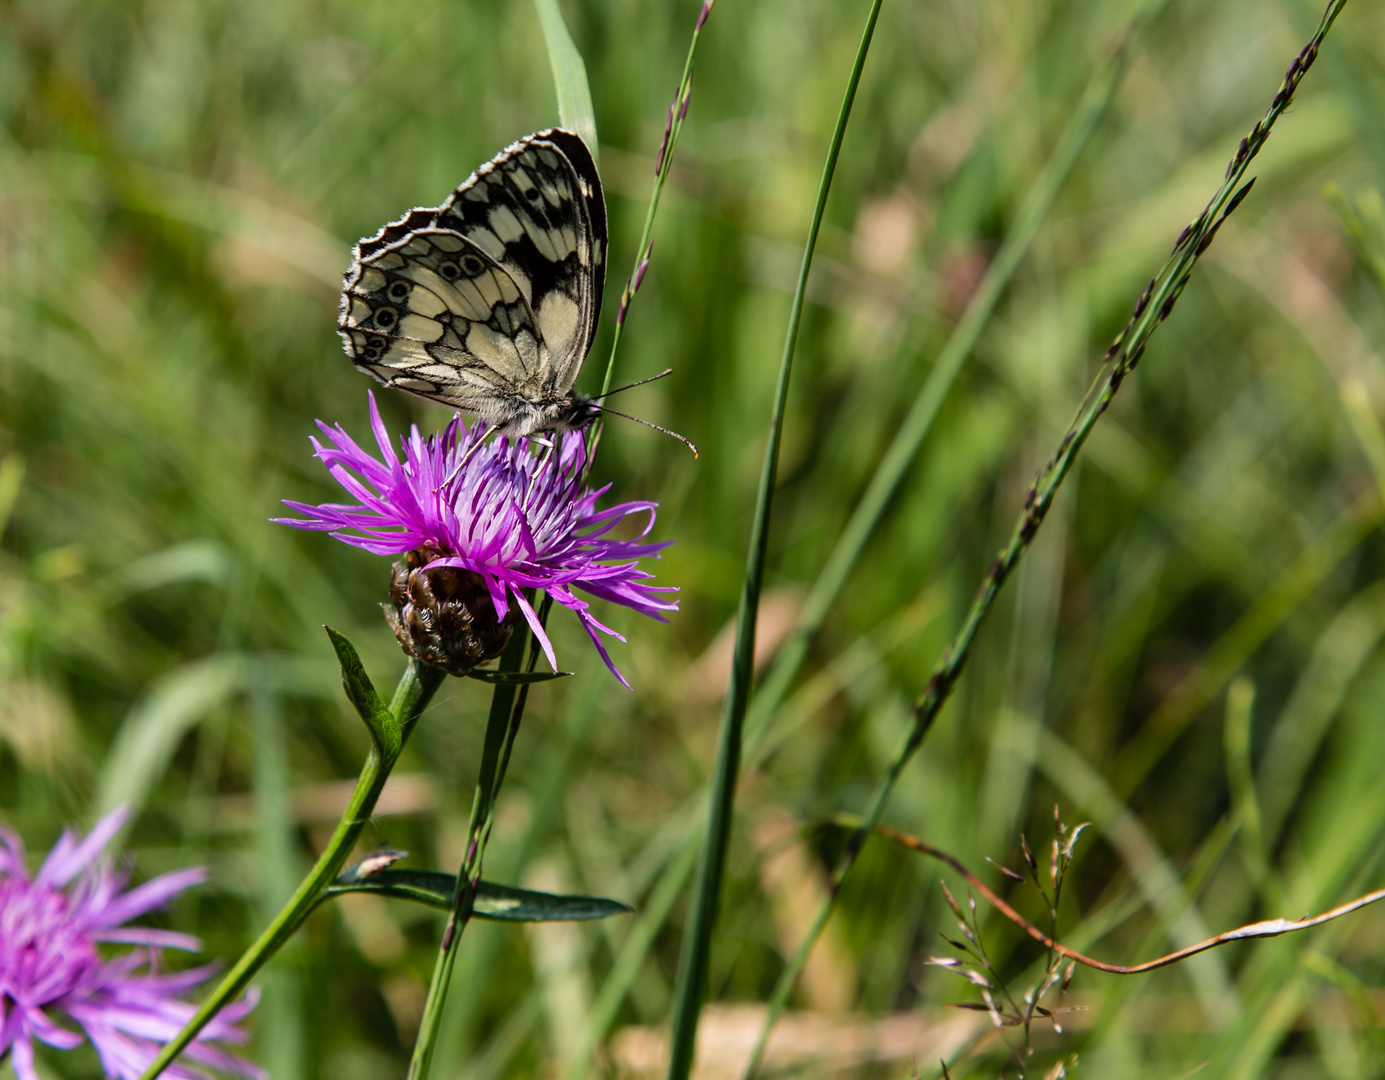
(276, 393, 676, 686)
(0, 806, 262, 1080)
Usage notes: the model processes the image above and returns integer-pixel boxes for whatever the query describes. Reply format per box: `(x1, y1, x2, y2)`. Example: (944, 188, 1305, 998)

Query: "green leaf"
(324, 626, 399, 757)
(464, 668, 571, 686)
(97, 653, 246, 817)
(100, 540, 235, 601)
(325, 869, 632, 922)
(531, 0, 597, 161)
(476, 880, 631, 922)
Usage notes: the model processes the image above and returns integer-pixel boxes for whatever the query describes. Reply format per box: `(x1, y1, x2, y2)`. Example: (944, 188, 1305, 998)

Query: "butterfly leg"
(437, 424, 496, 491)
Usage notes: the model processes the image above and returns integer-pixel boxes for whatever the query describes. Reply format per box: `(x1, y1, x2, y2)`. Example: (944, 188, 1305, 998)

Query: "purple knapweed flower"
(275, 392, 676, 686)
(0, 806, 262, 1080)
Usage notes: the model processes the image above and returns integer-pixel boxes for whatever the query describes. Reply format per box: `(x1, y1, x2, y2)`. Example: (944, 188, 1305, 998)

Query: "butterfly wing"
(338, 228, 549, 418)
(338, 130, 607, 421)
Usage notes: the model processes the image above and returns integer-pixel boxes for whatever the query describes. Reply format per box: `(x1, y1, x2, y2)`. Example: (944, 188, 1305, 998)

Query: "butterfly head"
(492, 392, 601, 440)
(555, 392, 603, 431)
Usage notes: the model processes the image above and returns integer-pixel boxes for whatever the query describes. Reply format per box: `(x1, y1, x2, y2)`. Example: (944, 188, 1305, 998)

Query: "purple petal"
(37, 806, 128, 888)
(578, 613, 632, 690)
(10, 1031, 38, 1080)
(25, 1008, 84, 1050)
(93, 867, 207, 929)
(510, 587, 557, 671)
(94, 928, 204, 951)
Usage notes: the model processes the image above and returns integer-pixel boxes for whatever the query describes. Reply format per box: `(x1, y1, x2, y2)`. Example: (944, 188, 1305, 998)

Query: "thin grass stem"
(738, 3, 1351, 1075)
(742, 0, 1170, 762)
(662, 1, 885, 1076)
(597, 0, 716, 400)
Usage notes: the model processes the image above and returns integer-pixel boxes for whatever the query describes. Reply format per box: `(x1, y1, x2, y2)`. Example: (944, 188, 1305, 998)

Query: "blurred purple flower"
(276, 393, 677, 686)
(0, 806, 262, 1080)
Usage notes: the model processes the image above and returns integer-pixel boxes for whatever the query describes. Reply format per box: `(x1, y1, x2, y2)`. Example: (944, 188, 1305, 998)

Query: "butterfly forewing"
(338, 129, 607, 432)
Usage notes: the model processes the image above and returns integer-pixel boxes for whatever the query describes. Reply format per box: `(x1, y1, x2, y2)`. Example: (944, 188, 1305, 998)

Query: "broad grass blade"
(532, 0, 598, 159)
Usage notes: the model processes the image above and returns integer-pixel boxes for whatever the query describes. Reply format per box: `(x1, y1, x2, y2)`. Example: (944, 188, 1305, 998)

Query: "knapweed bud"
(384, 546, 518, 675)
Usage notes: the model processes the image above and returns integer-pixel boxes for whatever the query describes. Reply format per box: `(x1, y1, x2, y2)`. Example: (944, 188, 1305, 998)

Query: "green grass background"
(3, 0, 1385, 1076)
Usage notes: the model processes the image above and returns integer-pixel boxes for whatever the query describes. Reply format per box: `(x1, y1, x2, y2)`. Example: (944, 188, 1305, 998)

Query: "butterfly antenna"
(591, 403, 699, 458)
(595, 368, 675, 400)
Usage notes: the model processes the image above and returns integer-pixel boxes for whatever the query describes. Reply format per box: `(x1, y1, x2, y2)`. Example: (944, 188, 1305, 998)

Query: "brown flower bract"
(384, 547, 518, 676)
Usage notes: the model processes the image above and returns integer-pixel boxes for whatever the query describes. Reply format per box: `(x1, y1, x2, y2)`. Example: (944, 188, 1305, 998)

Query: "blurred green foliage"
(2, 0, 1385, 1077)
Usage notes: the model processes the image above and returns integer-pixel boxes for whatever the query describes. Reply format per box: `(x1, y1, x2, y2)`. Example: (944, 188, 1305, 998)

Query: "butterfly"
(338, 129, 609, 438)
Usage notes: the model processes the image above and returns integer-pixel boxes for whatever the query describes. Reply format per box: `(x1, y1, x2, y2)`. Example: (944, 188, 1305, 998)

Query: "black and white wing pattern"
(338, 129, 607, 436)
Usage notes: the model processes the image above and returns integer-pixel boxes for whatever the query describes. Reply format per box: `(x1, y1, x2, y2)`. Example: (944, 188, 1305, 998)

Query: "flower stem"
(139, 658, 445, 1080)
(407, 609, 543, 1079)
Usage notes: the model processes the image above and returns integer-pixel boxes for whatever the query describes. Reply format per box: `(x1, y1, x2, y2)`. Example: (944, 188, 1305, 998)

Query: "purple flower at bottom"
(276, 393, 677, 687)
(0, 806, 262, 1080)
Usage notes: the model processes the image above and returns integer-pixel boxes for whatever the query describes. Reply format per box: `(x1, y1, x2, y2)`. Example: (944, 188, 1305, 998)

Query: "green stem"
(740, 0, 1166, 760)
(597, 0, 715, 399)
(552, 6, 1164, 1056)
(140, 659, 445, 1080)
(737, 3, 1350, 1075)
(663, 1, 884, 1077)
(408, 610, 541, 1079)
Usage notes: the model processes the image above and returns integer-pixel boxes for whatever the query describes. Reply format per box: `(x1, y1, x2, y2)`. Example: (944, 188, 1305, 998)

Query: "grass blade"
(742, 0, 1171, 761)
(662, 0, 886, 1076)
(532, 0, 597, 158)
(97, 654, 246, 817)
(737, 2, 1353, 1075)
(250, 690, 304, 1080)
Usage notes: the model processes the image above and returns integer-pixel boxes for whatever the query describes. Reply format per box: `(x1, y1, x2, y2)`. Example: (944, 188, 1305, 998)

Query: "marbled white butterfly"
(338, 129, 610, 438)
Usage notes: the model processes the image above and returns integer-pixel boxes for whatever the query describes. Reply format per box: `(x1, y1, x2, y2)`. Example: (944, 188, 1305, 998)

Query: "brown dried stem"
(740, 4, 1352, 1075)
(865, 820, 1385, 976)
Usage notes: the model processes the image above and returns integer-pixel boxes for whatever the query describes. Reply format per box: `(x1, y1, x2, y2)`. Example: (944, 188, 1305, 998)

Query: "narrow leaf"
(465, 668, 572, 686)
(665, 1, 886, 1076)
(98, 653, 246, 817)
(324, 626, 399, 757)
(325, 869, 632, 922)
(477, 880, 632, 922)
(531, 0, 598, 160)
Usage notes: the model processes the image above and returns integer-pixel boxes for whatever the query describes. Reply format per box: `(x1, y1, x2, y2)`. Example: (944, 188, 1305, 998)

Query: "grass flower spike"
(0, 807, 262, 1080)
(277, 392, 676, 685)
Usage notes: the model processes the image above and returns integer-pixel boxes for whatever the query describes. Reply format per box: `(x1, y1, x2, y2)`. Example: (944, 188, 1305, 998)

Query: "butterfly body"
(338, 129, 607, 438)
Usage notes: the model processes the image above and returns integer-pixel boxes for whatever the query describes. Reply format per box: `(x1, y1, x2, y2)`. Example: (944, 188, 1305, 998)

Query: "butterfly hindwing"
(340, 230, 543, 410)
(338, 130, 607, 430)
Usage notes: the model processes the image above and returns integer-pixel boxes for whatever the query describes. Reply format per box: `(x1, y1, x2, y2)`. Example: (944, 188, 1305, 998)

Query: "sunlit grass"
(2, 0, 1384, 1077)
